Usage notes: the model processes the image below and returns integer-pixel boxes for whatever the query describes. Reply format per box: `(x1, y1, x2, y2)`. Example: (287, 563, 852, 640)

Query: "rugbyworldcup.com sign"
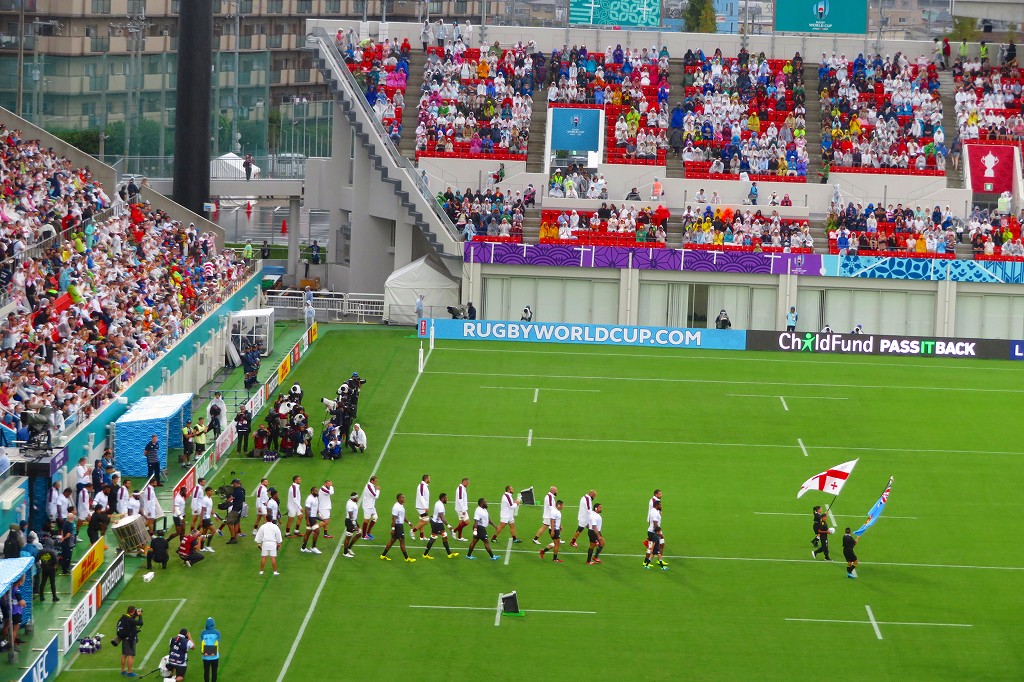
(420, 319, 746, 350)
(775, 0, 867, 34)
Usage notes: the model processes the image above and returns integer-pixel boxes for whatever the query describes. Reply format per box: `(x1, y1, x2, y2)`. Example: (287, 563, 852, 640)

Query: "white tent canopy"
(210, 152, 260, 179)
(384, 256, 460, 325)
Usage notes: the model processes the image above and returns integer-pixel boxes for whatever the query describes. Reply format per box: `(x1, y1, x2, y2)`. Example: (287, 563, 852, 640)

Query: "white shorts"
(500, 514, 515, 524)
(287, 505, 302, 518)
(261, 543, 278, 557)
(319, 510, 331, 520)
(362, 507, 377, 522)
(541, 515, 551, 524)
(257, 504, 268, 515)
(456, 510, 469, 522)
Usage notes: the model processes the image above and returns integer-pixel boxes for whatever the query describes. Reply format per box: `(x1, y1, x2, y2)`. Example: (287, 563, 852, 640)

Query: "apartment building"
(0, 0, 502, 158)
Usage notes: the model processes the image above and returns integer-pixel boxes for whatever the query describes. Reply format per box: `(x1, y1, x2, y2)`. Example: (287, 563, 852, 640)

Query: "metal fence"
(107, 155, 312, 181)
(265, 289, 386, 322)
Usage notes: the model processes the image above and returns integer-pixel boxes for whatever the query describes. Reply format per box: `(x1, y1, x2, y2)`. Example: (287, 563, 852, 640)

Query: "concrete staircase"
(526, 83, 549, 174)
(803, 64, 822, 184)
(937, 70, 963, 189)
(396, 49, 427, 163)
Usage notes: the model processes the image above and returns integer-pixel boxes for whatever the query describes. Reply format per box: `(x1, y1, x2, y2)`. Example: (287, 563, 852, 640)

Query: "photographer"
(166, 628, 194, 681)
(714, 309, 732, 330)
(114, 605, 144, 677)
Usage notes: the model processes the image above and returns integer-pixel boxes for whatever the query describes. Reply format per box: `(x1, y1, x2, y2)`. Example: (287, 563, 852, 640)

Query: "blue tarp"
(114, 393, 193, 477)
(0, 556, 33, 630)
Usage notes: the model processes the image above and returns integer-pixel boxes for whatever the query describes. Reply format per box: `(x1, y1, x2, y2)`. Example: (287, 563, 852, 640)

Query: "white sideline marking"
(394, 431, 1023, 457)
(779, 396, 789, 411)
(797, 438, 809, 457)
(729, 394, 849, 401)
(865, 605, 883, 640)
(275, 347, 432, 682)
(504, 537, 513, 565)
(410, 605, 597, 614)
(65, 598, 188, 672)
(140, 598, 187, 667)
(436, 345, 1017, 372)
(429, 370, 1024, 395)
(479, 386, 601, 393)
(359, 543, 1024, 571)
(533, 388, 539, 403)
(786, 617, 970, 631)
(754, 512, 918, 520)
(495, 598, 502, 627)
(527, 429, 533, 447)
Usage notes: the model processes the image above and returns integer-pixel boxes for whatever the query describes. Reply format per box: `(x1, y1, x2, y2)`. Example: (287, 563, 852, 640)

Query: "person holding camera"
(166, 627, 194, 681)
(114, 605, 144, 677)
(714, 309, 732, 330)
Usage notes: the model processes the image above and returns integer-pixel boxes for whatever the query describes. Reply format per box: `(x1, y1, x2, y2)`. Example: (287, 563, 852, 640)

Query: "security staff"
(812, 513, 832, 561)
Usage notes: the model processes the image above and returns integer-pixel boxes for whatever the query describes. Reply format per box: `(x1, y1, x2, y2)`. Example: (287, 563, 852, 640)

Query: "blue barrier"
(419, 319, 747, 350)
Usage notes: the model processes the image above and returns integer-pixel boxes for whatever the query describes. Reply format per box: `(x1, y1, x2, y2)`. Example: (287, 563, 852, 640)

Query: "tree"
(949, 17, 978, 43)
(684, 0, 717, 34)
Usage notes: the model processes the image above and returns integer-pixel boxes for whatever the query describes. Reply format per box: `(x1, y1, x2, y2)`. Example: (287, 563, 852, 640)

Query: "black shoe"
(52, 596, 59, 602)
(226, 538, 238, 544)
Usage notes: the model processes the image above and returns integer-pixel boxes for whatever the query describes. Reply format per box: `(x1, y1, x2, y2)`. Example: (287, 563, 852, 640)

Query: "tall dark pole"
(174, 0, 213, 216)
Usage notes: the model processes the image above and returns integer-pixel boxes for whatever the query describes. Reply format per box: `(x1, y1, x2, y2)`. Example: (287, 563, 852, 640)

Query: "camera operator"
(114, 605, 144, 677)
(166, 627, 194, 682)
(714, 309, 732, 330)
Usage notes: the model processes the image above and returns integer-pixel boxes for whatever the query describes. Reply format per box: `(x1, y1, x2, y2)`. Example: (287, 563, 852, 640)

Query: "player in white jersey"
(342, 492, 360, 557)
(539, 500, 565, 562)
(422, 493, 459, 559)
(189, 478, 206, 532)
(168, 486, 188, 541)
(643, 500, 667, 570)
(452, 478, 471, 541)
(466, 498, 499, 560)
(491, 485, 521, 543)
(586, 503, 605, 565)
(411, 474, 431, 540)
(252, 478, 270, 533)
(648, 489, 661, 516)
(570, 489, 596, 547)
(533, 486, 558, 544)
(380, 493, 415, 562)
(284, 475, 304, 537)
(361, 475, 381, 540)
(318, 480, 335, 538)
(200, 486, 216, 552)
(300, 487, 322, 554)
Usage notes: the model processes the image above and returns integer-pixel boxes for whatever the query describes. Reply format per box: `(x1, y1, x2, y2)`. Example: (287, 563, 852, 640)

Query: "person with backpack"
(200, 618, 221, 681)
(37, 537, 59, 601)
(166, 628, 194, 681)
(2, 524, 23, 558)
(206, 392, 227, 439)
(114, 605, 144, 677)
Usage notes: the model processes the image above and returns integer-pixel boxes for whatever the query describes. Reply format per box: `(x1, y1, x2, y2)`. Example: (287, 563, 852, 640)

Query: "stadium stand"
(0, 123, 251, 436)
(338, 36, 411, 143)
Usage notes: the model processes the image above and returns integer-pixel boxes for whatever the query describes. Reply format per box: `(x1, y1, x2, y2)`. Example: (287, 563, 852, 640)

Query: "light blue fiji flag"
(853, 477, 894, 537)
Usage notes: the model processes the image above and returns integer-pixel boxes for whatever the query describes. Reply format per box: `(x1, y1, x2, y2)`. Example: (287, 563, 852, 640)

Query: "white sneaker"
(300, 548, 310, 553)
(273, 571, 280, 576)
(310, 547, 322, 554)
(457, 537, 468, 543)
(259, 570, 264, 575)
(344, 550, 355, 558)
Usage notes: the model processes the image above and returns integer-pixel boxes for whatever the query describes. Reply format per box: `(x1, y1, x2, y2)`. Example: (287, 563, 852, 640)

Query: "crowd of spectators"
(679, 206, 810, 250)
(0, 124, 251, 441)
(818, 52, 948, 174)
(336, 32, 411, 143)
(951, 42, 1023, 146)
(438, 185, 535, 241)
(539, 203, 671, 245)
(413, 41, 534, 158)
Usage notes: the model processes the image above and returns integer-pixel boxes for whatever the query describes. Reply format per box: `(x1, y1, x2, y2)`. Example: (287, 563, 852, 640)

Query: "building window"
(90, 36, 109, 52)
(92, 0, 111, 13)
(171, 0, 179, 13)
(353, 0, 365, 13)
(453, 0, 466, 13)
(430, 0, 444, 13)
(81, 102, 96, 116)
(297, 0, 312, 12)
(127, 0, 145, 14)
(337, 222, 351, 265)
(239, 0, 253, 12)
(268, 0, 283, 11)
(326, 0, 341, 11)
(268, 34, 282, 48)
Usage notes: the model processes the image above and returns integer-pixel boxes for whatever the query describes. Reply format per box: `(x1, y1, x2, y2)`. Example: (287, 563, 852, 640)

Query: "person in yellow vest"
(193, 417, 209, 456)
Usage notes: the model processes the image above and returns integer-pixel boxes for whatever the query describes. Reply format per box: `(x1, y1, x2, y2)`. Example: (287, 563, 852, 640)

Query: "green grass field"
(60, 328, 1024, 681)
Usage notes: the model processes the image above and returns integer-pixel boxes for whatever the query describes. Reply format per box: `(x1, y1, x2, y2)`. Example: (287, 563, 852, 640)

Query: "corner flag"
(853, 477, 893, 537)
(796, 459, 859, 498)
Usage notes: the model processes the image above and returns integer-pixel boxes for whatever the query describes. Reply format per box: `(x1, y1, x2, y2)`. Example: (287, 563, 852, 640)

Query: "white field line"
(504, 537, 513, 565)
(785, 617, 970, 628)
(865, 605, 884, 640)
(410, 604, 597, 614)
(428, 369, 1024, 395)
(433, 345, 1018, 372)
(527, 429, 533, 447)
(393, 431, 1023, 457)
(779, 396, 789, 411)
(533, 388, 539, 403)
(727, 394, 848, 401)
(495, 597, 502, 627)
(275, 347, 432, 682)
(797, 438, 809, 457)
(754, 512, 918, 520)
(479, 386, 601, 393)
(356, 543, 1024, 571)
(139, 598, 187, 667)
